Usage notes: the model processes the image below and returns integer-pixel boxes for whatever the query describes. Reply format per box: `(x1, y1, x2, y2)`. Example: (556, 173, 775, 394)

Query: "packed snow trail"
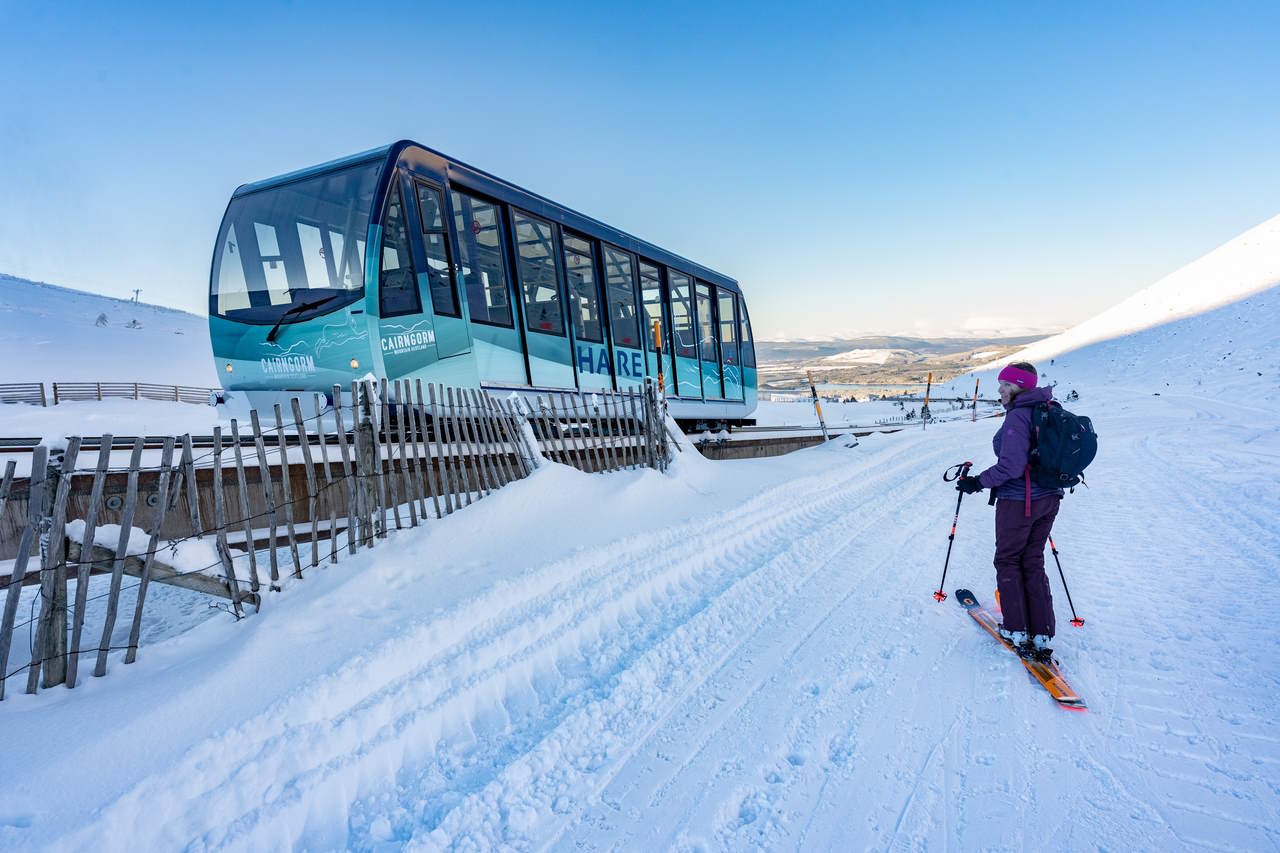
(2, 288, 1278, 850)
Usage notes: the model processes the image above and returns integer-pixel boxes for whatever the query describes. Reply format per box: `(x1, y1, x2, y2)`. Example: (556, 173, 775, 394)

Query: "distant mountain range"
(755, 334, 1049, 392)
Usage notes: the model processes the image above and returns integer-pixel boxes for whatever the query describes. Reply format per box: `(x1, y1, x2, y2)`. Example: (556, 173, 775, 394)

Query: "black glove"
(956, 476, 984, 494)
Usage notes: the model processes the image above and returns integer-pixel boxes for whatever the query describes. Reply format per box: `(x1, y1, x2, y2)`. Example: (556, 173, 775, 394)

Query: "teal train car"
(209, 141, 757, 427)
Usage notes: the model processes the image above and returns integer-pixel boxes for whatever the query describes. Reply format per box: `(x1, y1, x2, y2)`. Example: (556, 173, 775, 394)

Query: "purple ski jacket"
(977, 385, 1064, 505)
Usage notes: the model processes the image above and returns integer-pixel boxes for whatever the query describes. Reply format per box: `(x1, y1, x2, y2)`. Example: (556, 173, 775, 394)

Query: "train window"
(378, 186, 422, 317)
(738, 296, 755, 367)
(639, 261, 669, 353)
(668, 271, 696, 358)
(296, 223, 331, 291)
(512, 210, 565, 336)
(604, 245, 640, 348)
(563, 234, 602, 343)
(252, 222, 290, 305)
(695, 281, 717, 363)
(718, 288, 738, 366)
(210, 159, 377, 323)
(451, 190, 512, 327)
(414, 183, 459, 317)
(215, 223, 251, 313)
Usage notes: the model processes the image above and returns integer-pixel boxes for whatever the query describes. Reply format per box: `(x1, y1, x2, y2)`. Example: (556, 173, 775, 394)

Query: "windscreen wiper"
(265, 294, 341, 343)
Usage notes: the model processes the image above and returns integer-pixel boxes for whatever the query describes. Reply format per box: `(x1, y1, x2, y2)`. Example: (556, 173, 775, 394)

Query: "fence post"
(124, 437, 175, 664)
(31, 439, 80, 689)
(67, 438, 111, 687)
(1, 446, 46, 701)
(357, 382, 378, 544)
(40, 383, 47, 407)
(211, 427, 245, 616)
(90, 438, 145, 680)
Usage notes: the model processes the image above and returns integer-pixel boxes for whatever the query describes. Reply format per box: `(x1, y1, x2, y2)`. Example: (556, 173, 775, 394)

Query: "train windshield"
(210, 161, 381, 324)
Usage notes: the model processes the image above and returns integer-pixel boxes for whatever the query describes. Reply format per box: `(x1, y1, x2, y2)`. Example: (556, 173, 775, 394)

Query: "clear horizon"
(2, 2, 1278, 340)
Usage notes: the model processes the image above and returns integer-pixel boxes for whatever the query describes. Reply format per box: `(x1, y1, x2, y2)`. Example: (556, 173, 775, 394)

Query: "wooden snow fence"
(0, 380, 670, 700)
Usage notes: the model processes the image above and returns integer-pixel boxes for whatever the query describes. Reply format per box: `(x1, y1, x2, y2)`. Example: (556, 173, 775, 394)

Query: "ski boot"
(997, 625, 1027, 649)
(1029, 634, 1054, 664)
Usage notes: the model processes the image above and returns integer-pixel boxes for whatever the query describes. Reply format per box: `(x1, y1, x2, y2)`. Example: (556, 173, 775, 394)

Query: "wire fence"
(0, 378, 671, 701)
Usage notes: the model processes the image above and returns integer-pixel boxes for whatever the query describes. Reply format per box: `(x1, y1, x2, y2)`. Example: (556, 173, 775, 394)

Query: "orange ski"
(955, 588, 1087, 711)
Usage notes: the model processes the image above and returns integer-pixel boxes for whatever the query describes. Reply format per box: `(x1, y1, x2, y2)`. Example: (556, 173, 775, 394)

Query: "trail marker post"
(806, 370, 829, 442)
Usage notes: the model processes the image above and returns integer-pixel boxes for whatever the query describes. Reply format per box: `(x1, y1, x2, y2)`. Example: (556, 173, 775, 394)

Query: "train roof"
(230, 140, 739, 294)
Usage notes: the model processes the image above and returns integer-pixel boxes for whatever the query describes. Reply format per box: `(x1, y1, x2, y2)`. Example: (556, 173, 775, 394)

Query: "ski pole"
(1048, 536, 1085, 627)
(934, 461, 972, 602)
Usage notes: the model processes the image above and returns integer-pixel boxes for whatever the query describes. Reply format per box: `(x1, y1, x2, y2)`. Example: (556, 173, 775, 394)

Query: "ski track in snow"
(5, 285, 1279, 850)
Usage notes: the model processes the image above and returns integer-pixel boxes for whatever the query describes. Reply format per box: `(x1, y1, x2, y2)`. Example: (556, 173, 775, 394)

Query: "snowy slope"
(0, 274, 217, 385)
(2, 286, 1278, 847)
(987, 212, 1280, 369)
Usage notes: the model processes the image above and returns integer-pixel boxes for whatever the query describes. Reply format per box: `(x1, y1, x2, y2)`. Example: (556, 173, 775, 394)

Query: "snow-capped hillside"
(989, 212, 1280, 369)
(0, 274, 217, 385)
(819, 347, 916, 366)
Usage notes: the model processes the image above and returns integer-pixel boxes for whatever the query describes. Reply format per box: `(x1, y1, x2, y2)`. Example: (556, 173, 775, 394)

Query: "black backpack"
(1029, 401, 1097, 490)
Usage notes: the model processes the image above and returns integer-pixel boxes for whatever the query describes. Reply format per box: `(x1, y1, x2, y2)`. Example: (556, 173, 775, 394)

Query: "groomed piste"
(2, 219, 1279, 849)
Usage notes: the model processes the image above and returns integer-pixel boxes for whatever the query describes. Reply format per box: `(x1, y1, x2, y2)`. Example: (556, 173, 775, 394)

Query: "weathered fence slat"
(124, 437, 175, 664)
(412, 380, 440, 519)
(290, 399, 321, 569)
(38, 437, 82, 688)
(90, 437, 145, 680)
(546, 396, 573, 472)
(313, 393, 340, 564)
(229, 419, 261, 593)
(0, 459, 16, 517)
(67, 438, 112, 688)
(211, 427, 245, 616)
(533, 397, 555, 465)
(466, 391, 494, 496)
(331, 385, 359, 555)
(370, 379, 389, 537)
(0, 445, 47, 700)
(380, 378, 403, 531)
(447, 387, 473, 506)
(429, 384, 454, 515)
(393, 382, 418, 528)
(348, 381, 368, 546)
(497, 396, 531, 479)
(272, 405, 304, 580)
(249, 410, 281, 586)
(397, 381, 423, 523)
(480, 391, 512, 487)
(181, 434, 202, 538)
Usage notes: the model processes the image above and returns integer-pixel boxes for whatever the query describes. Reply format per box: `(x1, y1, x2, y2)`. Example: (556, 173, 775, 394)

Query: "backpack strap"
(1023, 465, 1032, 517)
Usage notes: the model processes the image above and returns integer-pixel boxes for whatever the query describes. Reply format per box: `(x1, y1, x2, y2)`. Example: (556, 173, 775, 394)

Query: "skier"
(955, 362, 1062, 658)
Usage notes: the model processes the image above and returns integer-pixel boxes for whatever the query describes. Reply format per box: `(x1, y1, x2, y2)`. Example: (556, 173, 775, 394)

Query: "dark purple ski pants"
(994, 496, 1060, 637)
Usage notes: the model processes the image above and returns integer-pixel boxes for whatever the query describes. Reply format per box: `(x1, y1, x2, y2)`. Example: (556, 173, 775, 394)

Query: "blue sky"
(2, 1, 1278, 340)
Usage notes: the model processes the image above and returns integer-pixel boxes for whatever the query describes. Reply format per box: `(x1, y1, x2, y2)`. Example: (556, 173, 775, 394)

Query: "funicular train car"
(209, 141, 756, 428)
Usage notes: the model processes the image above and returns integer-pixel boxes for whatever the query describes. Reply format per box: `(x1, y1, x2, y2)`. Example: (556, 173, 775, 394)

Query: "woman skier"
(956, 362, 1062, 659)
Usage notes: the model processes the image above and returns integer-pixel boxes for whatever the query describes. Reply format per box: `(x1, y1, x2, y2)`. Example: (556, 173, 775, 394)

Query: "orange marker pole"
(653, 319, 664, 396)
(922, 371, 933, 429)
(971, 377, 980, 423)
(807, 369, 829, 441)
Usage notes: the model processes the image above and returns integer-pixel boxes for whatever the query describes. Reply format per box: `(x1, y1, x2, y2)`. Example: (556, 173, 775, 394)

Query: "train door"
(668, 271, 702, 399)
(739, 295, 758, 410)
(563, 232, 610, 391)
(696, 280, 723, 400)
(409, 178, 471, 362)
(450, 189, 526, 385)
(639, 261, 675, 396)
(602, 244, 644, 392)
(718, 287, 744, 401)
(511, 209, 575, 387)
(375, 175, 441, 379)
